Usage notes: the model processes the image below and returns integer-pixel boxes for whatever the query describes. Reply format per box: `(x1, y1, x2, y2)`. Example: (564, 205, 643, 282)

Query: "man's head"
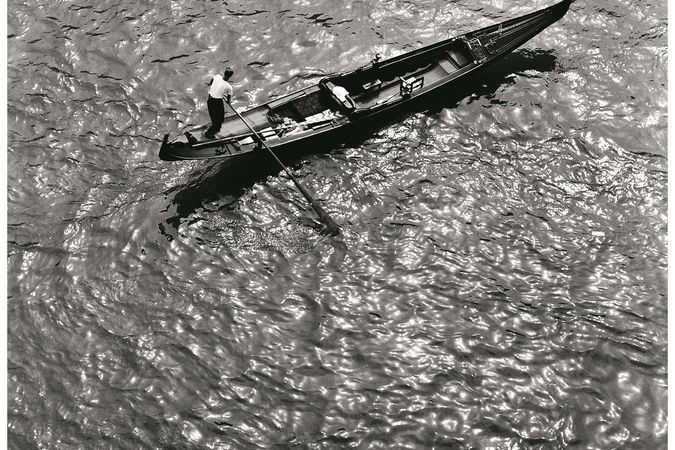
(224, 67, 234, 80)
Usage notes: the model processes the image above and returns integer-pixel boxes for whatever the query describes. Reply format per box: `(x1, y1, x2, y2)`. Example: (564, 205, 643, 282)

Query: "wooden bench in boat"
(362, 79, 382, 92)
(438, 49, 473, 74)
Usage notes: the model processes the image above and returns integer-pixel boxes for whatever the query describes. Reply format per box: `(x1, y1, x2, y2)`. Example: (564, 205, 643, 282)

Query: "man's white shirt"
(208, 74, 233, 99)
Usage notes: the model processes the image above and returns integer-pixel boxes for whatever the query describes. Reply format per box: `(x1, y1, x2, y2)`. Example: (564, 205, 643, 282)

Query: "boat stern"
(158, 134, 178, 161)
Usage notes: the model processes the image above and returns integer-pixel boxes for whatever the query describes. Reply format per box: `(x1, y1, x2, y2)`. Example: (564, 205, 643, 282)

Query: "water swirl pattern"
(8, 0, 667, 448)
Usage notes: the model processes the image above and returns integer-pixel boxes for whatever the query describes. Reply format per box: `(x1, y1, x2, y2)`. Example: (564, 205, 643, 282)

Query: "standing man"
(205, 67, 234, 139)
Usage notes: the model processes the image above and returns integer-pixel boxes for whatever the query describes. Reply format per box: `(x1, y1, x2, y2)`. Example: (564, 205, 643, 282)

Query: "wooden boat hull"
(159, 0, 572, 162)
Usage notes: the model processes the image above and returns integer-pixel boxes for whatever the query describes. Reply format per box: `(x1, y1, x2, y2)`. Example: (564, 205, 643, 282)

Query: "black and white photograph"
(7, 0, 667, 448)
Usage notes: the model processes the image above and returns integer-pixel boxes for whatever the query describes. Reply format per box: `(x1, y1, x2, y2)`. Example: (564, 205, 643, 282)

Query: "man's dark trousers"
(206, 96, 224, 137)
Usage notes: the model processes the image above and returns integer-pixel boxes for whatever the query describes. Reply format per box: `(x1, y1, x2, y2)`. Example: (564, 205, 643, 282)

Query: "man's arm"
(224, 84, 233, 104)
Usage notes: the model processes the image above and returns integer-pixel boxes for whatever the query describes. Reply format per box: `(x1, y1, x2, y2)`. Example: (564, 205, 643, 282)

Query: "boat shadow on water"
(159, 49, 559, 239)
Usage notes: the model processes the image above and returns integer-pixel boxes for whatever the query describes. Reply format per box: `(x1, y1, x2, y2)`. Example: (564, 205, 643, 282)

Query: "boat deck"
(354, 57, 462, 109)
(213, 107, 271, 138)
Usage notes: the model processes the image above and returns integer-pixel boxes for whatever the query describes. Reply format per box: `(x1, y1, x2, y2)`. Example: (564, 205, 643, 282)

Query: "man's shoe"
(184, 132, 199, 145)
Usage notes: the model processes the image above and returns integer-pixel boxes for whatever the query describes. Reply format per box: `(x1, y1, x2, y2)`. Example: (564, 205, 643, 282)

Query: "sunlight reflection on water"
(7, 0, 667, 448)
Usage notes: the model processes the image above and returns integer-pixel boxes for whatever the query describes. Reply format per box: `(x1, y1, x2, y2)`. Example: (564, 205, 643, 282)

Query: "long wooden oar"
(226, 101, 340, 236)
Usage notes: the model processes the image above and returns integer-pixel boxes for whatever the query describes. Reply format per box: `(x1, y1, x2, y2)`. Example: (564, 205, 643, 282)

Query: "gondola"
(159, 0, 572, 162)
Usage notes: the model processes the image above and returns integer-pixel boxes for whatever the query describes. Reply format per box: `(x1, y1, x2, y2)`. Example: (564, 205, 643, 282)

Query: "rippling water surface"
(8, 0, 667, 448)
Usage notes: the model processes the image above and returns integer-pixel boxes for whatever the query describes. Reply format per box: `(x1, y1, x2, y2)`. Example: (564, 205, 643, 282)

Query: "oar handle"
(226, 101, 340, 236)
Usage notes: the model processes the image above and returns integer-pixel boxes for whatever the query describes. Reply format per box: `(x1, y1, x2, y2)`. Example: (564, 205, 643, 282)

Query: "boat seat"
(438, 58, 457, 74)
(362, 79, 382, 91)
(448, 48, 471, 67)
